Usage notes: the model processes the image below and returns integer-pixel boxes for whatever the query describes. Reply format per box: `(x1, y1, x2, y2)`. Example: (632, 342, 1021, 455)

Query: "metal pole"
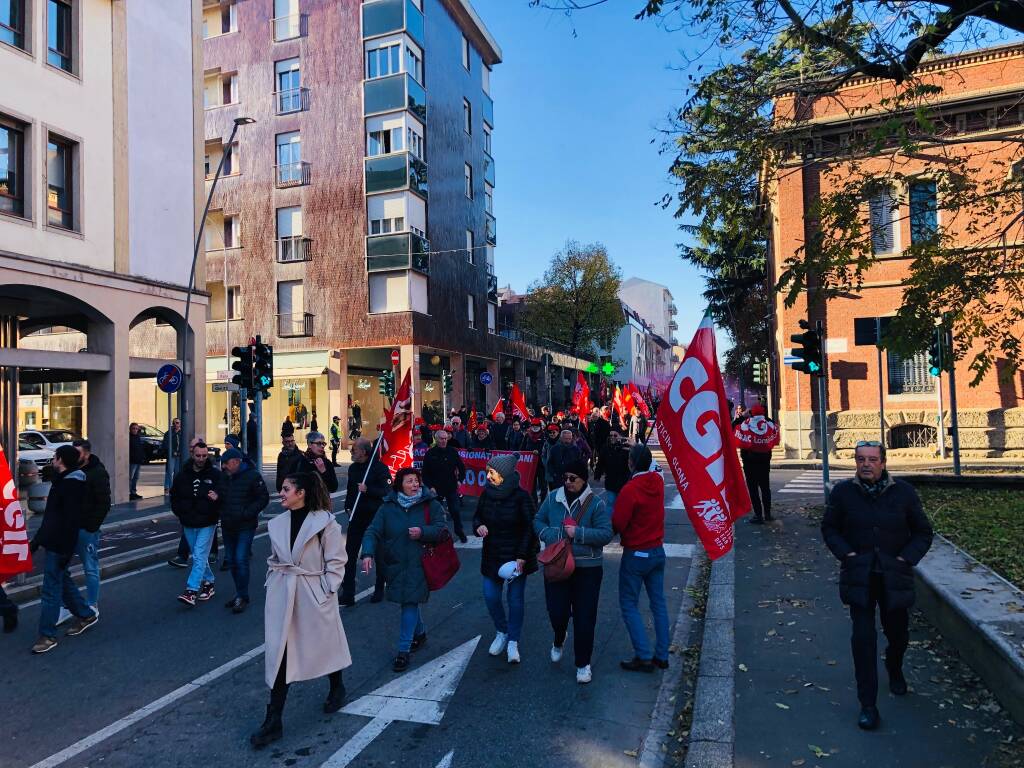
(876, 318, 885, 447)
(816, 319, 830, 502)
(239, 389, 248, 454)
(224, 242, 230, 439)
(795, 368, 803, 459)
(946, 327, 962, 476)
(347, 430, 385, 520)
(254, 389, 263, 474)
(936, 372, 946, 460)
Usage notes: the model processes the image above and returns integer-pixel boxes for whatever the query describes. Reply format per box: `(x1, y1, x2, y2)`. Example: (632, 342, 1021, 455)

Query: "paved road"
(5, 479, 699, 768)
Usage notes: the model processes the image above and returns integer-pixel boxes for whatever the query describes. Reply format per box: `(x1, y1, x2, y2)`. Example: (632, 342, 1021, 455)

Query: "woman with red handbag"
(533, 458, 613, 684)
(361, 467, 450, 673)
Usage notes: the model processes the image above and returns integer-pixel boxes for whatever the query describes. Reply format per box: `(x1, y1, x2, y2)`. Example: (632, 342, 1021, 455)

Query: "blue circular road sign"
(157, 363, 184, 394)
(479, 371, 493, 385)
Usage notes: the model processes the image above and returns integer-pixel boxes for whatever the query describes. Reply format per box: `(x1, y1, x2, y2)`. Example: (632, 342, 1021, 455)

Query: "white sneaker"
(550, 644, 563, 663)
(56, 608, 73, 626)
(488, 631, 508, 656)
(90, 606, 99, 618)
(576, 665, 593, 684)
(507, 641, 520, 664)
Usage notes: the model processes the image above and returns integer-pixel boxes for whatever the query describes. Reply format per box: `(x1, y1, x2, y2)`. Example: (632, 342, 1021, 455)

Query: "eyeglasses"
(855, 440, 883, 448)
(311, 441, 327, 446)
(564, 474, 581, 483)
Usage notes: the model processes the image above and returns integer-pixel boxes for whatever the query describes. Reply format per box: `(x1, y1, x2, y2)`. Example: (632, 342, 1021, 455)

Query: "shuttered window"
(869, 187, 898, 254)
(887, 350, 935, 395)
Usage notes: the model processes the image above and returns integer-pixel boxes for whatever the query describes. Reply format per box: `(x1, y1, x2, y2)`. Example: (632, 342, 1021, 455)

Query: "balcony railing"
(483, 156, 495, 186)
(271, 13, 306, 42)
(274, 87, 310, 115)
(365, 152, 427, 198)
(276, 236, 312, 263)
(275, 161, 311, 188)
(366, 232, 430, 273)
(278, 312, 314, 337)
(485, 213, 497, 245)
(363, 73, 426, 122)
(362, 0, 424, 46)
(668, 302, 678, 314)
(482, 92, 494, 127)
(668, 319, 678, 331)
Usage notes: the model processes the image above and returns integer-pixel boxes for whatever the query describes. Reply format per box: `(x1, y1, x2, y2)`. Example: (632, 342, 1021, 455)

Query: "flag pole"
(347, 425, 386, 521)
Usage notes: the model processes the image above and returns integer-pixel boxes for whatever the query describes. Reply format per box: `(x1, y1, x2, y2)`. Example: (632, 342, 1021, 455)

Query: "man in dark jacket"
(288, 431, 339, 493)
(128, 422, 146, 499)
(470, 423, 494, 450)
(67, 439, 110, 616)
(340, 437, 391, 605)
(329, 415, 343, 464)
(162, 417, 183, 494)
(30, 446, 97, 653)
(449, 416, 470, 449)
(821, 441, 933, 731)
(506, 418, 526, 451)
(422, 429, 468, 543)
(275, 433, 299, 492)
(591, 408, 611, 464)
(546, 429, 582, 491)
(170, 441, 225, 606)
(594, 430, 631, 508)
(219, 448, 269, 613)
(490, 412, 510, 450)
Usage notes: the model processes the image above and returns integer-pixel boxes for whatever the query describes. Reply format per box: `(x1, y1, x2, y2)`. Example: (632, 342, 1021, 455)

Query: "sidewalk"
(733, 500, 1024, 767)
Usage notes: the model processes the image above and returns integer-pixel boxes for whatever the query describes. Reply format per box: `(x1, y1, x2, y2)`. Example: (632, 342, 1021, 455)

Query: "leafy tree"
(520, 241, 625, 359)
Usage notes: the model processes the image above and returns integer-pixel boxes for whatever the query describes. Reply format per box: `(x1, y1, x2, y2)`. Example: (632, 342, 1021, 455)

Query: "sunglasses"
(855, 440, 883, 448)
(564, 474, 582, 483)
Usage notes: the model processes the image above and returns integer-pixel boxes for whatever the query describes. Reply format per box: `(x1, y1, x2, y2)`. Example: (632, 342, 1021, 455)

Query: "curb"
(685, 549, 735, 768)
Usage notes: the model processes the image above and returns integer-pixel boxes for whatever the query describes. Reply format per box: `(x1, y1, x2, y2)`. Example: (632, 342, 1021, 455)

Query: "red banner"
(733, 414, 780, 453)
(1, 445, 33, 580)
(456, 449, 538, 496)
(656, 314, 752, 560)
(508, 383, 530, 421)
(628, 382, 651, 418)
(467, 408, 478, 432)
(613, 385, 626, 422)
(380, 368, 414, 474)
(573, 372, 590, 428)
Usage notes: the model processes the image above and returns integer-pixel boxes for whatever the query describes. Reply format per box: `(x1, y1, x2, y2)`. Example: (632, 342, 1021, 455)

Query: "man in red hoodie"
(612, 443, 670, 673)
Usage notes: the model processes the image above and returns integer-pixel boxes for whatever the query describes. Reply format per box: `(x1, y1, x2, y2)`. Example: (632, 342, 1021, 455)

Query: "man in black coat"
(340, 437, 391, 605)
(821, 441, 933, 731)
(594, 430, 631, 508)
(490, 412, 510, 450)
(219, 448, 269, 612)
(69, 439, 111, 615)
(422, 429, 468, 543)
(287, 431, 339, 493)
(128, 422, 146, 500)
(469, 424, 495, 450)
(275, 433, 299, 492)
(591, 408, 611, 464)
(170, 442, 226, 605)
(506, 419, 526, 451)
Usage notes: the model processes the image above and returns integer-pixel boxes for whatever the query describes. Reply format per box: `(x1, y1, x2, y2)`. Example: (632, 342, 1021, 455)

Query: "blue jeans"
(222, 528, 255, 601)
(398, 603, 425, 652)
(70, 529, 100, 608)
(164, 455, 180, 491)
(619, 547, 670, 661)
(183, 526, 216, 591)
(482, 574, 526, 642)
(129, 464, 141, 495)
(39, 551, 91, 638)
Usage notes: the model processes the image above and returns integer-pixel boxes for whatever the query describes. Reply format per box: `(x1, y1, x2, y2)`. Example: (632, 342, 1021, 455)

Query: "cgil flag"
(573, 372, 591, 429)
(656, 313, 752, 560)
(628, 381, 651, 419)
(379, 368, 414, 474)
(612, 385, 626, 423)
(508, 383, 530, 421)
(0, 445, 33, 580)
(490, 398, 506, 422)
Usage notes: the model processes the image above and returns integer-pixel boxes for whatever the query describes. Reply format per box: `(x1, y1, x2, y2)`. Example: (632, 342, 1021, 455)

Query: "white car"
(17, 438, 54, 486)
(19, 429, 78, 451)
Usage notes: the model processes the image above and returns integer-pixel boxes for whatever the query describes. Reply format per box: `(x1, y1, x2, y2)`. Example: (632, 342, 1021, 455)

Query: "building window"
(868, 186, 898, 255)
(223, 214, 240, 248)
(47, 0, 73, 73)
(463, 98, 472, 135)
(487, 302, 496, 334)
(466, 229, 475, 264)
(46, 134, 74, 230)
(464, 163, 473, 199)
(273, 0, 301, 42)
(369, 216, 404, 235)
(277, 279, 305, 328)
(406, 45, 422, 84)
(226, 285, 242, 319)
(483, 124, 491, 156)
(275, 131, 302, 184)
(1, 0, 26, 51)
(887, 349, 936, 395)
(0, 119, 25, 218)
(484, 182, 493, 214)
(482, 64, 491, 95)
(467, 294, 475, 329)
(366, 41, 401, 79)
(909, 179, 938, 245)
(461, 34, 470, 71)
(276, 205, 305, 261)
(275, 57, 303, 113)
(407, 127, 424, 160)
(367, 127, 402, 157)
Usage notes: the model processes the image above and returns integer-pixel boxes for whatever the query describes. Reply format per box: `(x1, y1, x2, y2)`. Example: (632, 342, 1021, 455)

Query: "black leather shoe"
(250, 704, 283, 749)
(620, 657, 655, 673)
(748, 517, 764, 525)
(2, 607, 17, 634)
(338, 593, 355, 607)
(887, 660, 908, 695)
(370, 588, 384, 603)
(457, 532, 468, 544)
(323, 685, 346, 714)
(652, 657, 669, 670)
(411, 632, 427, 652)
(392, 652, 411, 672)
(858, 706, 880, 730)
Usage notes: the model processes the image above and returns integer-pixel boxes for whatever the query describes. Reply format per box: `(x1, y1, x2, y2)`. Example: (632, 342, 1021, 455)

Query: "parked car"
(19, 429, 78, 451)
(136, 424, 167, 462)
(17, 438, 54, 487)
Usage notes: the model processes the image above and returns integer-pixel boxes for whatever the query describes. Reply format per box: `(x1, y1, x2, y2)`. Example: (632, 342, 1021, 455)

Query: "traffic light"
(928, 329, 943, 377)
(752, 360, 767, 385)
(790, 320, 823, 376)
(231, 345, 253, 390)
(442, 370, 453, 394)
(379, 370, 395, 398)
(252, 338, 274, 400)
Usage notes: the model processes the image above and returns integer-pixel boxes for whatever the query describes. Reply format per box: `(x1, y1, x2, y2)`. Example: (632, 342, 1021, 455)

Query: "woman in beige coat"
(251, 471, 352, 750)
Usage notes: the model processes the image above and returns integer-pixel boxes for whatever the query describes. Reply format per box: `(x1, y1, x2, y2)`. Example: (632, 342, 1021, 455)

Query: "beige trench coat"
(264, 510, 352, 687)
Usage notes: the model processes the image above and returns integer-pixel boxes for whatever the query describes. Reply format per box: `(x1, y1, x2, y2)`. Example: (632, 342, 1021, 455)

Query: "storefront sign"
(357, 378, 372, 390)
(283, 381, 306, 391)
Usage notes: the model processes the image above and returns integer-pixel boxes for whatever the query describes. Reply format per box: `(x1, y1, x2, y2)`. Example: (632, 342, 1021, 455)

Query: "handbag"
(420, 501, 460, 591)
(538, 495, 592, 582)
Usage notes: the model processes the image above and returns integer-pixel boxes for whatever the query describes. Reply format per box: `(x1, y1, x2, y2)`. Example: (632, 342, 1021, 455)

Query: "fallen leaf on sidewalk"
(776, 702, 790, 710)
(808, 744, 828, 758)
(623, 749, 638, 757)
(792, 760, 806, 766)
(739, 663, 749, 672)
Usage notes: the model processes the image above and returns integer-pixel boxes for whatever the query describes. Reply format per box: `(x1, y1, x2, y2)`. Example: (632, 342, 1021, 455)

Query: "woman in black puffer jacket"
(472, 452, 537, 665)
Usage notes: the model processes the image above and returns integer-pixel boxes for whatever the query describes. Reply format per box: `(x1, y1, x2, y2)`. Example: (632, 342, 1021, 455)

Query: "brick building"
(768, 43, 1024, 458)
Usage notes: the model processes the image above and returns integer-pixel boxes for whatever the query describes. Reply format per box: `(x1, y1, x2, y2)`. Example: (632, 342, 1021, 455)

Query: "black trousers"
(850, 573, 910, 706)
(341, 512, 385, 599)
(270, 648, 342, 709)
(544, 566, 603, 668)
(0, 584, 15, 615)
(742, 461, 771, 519)
(331, 440, 340, 465)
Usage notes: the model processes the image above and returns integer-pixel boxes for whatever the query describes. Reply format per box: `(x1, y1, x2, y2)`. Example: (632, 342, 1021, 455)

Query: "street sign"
(212, 382, 239, 393)
(391, 349, 400, 365)
(216, 370, 231, 381)
(783, 355, 800, 366)
(479, 371, 493, 385)
(156, 363, 183, 394)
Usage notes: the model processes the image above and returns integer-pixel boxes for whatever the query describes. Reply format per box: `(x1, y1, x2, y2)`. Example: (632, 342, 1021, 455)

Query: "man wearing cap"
(470, 423, 494, 450)
(545, 429, 581, 492)
(329, 415, 343, 465)
(219, 448, 270, 613)
(449, 416, 470, 449)
(422, 429, 468, 543)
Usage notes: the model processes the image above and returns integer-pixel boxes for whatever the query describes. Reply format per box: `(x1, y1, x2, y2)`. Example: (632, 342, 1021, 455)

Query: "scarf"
(565, 483, 587, 506)
(486, 472, 521, 500)
(857, 471, 890, 499)
(397, 490, 424, 508)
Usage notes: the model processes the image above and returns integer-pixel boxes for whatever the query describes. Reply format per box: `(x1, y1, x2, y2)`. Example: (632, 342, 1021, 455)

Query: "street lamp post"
(179, 116, 255, 442)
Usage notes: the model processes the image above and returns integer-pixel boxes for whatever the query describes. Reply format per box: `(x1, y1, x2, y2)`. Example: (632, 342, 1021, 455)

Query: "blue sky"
(473, 0, 710, 347)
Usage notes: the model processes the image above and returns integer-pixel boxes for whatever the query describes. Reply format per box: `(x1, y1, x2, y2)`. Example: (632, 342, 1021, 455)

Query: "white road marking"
(436, 751, 455, 768)
(145, 531, 179, 540)
(778, 470, 855, 495)
(96, 546, 118, 553)
(324, 636, 481, 768)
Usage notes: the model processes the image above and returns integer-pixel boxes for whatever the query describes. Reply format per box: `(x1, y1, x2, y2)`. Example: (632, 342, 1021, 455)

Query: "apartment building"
(0, 0, 205, 500)
(201, 0, 589, 446)
(618, 277, 679, 347)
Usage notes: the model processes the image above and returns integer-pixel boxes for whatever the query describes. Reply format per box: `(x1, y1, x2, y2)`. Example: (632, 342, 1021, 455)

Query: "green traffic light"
(808, 361, 821, 373)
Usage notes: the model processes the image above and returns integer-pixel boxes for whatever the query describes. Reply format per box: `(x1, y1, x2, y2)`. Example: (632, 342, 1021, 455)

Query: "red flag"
(656, 314, 752, 560)
(508, 383, 530, 421)
(1, 445, 33, 580)
(467, 408, 478, 432)
(628, 382, 651, 419)
(490, 398, 505, 421)
(573, 372, 591, 428)
(622, 384, 636, 415)
(612, 385, 626, 421)
(380, 368, 414, 474)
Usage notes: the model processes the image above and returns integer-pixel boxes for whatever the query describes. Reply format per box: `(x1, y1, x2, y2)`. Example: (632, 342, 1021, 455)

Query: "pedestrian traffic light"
(752, 360, 767, 385)
(790, 320, 823, 376)
(928, 329, 943, 377)
(379, 370, 395, 398)
(231, 345, 253, 390)
(252, 337, 274, 400)
(442, 370, 453, 394)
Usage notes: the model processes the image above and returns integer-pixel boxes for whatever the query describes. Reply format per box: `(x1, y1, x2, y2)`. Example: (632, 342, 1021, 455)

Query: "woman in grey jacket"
(533, 458, 613, 683)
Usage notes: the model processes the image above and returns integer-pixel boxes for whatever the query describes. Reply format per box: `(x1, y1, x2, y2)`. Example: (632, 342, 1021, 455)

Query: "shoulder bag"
(538, 494, 593, 582)
(421, 501, 460, 591)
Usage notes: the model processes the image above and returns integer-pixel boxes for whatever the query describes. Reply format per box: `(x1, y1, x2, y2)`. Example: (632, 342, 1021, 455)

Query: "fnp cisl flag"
(656, 313, 751, 559)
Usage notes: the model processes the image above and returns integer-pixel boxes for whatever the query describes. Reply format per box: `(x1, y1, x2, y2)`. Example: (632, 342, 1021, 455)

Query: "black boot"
(2, 606, 17, 634)
(370, 583, 385, 603)
(858, 705, 880, 730)
(886, 656, 908, 695)
(250, 703, 283, 749)
(338, 591, 355, 607)
(324, 676, 346, 713)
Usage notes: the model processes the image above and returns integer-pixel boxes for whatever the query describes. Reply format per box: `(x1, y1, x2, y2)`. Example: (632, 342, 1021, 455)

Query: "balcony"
(365, 152, 428, 198)
(482, 92, 494, 127)
(668, 302, 678, 315)
(274, 87, 310, 115)
(485, 213, 497, 245)
(278, 312, 314, 337)
(276, 236, 312, 263)
(271, 13, 307, 42)
(275, 161, 311, 188)
(669, 319, 678, 331)
(363, 73, 426, 122)
(362, 0, 424, 46)
(366, 232, 429, 273)
(483, 156, 495, 186)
